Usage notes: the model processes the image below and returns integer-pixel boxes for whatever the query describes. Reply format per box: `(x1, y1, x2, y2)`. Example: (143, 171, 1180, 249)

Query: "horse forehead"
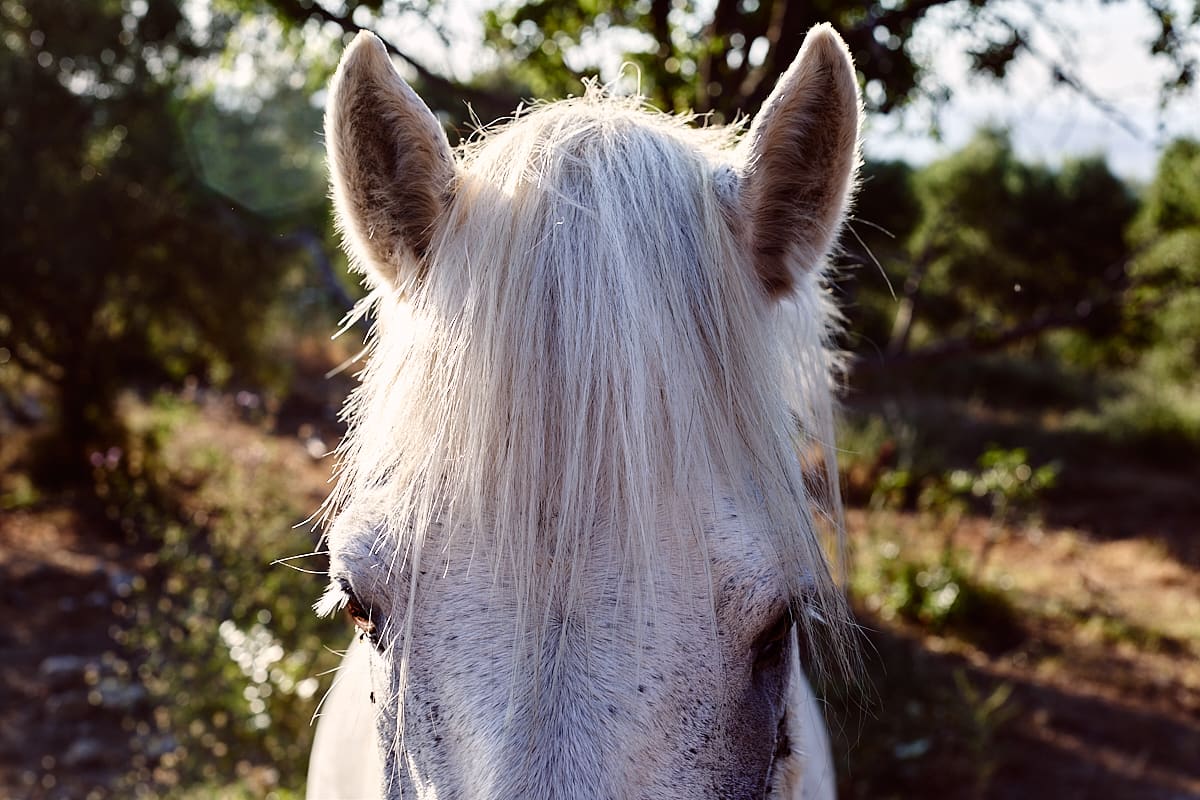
(574, 498, 787, 615)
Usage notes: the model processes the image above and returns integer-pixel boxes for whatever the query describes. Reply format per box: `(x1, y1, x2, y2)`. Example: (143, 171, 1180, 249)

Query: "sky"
(200, 0, 1199, 181)
(862, 0, 1200, 181)
(366, 0, 1199, 181)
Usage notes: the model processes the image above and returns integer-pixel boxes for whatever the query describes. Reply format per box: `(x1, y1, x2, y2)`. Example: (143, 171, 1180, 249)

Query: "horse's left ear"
(739, 23, 861, 298)
(325, 31, 455, 292)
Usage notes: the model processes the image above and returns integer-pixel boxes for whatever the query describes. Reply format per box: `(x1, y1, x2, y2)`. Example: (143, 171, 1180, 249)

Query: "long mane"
(324, 89, 851, 678)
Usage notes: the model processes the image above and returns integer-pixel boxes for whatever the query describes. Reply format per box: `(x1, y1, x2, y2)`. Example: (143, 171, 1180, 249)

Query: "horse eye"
(337, 577, 378, 642)
(753, 611, 794, 668)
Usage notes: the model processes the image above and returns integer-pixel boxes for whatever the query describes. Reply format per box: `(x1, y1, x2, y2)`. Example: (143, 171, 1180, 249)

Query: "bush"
(100, 393, 344, 797)
(855, 541, 1024, 653)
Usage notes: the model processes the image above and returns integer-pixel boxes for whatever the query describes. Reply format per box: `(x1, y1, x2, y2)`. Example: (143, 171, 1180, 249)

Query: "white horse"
(307, 23, 861, 800)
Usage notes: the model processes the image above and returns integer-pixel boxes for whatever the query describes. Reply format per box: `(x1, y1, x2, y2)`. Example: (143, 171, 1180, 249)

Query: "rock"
(97, 677, 147, 711)
(62, 738, 106, 768)
(140, 733, 178, 758)
(38, 655, 90, 689)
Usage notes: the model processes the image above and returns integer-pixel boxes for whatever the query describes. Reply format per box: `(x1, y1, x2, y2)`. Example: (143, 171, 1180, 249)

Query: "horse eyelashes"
(337, 576, 380, 645)
(751, 604, 796, 673)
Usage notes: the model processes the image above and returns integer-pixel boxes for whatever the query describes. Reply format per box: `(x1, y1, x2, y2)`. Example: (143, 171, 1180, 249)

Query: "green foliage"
(167, 785, 301, 800)
(870, 467, 915, 512)
(950, 670, 1018, 795)
(842, 130, 1140, 375)
(180, 86, 327, 218)
(98, 394, 343, 796)
(1125, 139, 1200, 383)
(839, 159, 921, 351)
(911, 131, 1133, 340)
(0, 0, 328, 462)
(0, 471, 40, 510)
(852, 441, 1053, 651)
(847, 414, 1059, 523)
(1067, 373, 1200, 462)
(1133, 138, 1200, 238)
(944, 446, 1059, 525)
(854, 538, 1023, 650)
(841, 135, 1200, 466)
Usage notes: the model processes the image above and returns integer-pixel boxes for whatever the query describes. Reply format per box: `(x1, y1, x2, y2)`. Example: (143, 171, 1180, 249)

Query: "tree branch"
(281, 228, 361, 320)
(985, 12, 1148, 141)
(855, 263, 1188, 374)
(267, 0, 519, 122)
(862, 303, 1099, 370)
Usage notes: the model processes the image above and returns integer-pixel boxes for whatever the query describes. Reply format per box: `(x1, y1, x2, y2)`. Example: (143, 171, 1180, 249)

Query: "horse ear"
(325, 31, 455, 291)
(740, 23, 861, 298)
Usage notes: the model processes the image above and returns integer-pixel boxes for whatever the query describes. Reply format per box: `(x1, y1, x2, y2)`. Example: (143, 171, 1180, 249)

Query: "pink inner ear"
(742, 25, 861, 298)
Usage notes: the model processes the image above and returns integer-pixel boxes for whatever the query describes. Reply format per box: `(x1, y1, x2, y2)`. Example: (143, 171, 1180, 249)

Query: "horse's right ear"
(738, 23, 861, 299)
(325, 31, 455, 292)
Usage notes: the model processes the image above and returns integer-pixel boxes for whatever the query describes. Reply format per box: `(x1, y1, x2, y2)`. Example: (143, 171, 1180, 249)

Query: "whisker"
(272, 561, 329, 575)
(310, 669, 347, 726)
(271, 551, 330, 564)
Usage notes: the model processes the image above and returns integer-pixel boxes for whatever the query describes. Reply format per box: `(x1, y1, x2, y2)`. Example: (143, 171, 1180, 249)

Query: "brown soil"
(0, 505, 152, 799)
(835, 488, 1200, 799)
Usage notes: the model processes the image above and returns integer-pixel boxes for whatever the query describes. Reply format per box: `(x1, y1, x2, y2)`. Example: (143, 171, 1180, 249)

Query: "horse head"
(309, 24, 860, 800)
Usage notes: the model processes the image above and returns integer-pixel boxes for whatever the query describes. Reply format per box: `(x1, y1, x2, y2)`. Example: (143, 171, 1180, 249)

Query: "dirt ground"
(836, 507, 1200, 800)
(1, 415, 1198, 798)
(0, 504, 152, 799)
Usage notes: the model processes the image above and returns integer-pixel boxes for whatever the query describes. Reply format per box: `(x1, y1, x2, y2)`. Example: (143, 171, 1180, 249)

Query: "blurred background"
(1, 0, 1198, 797)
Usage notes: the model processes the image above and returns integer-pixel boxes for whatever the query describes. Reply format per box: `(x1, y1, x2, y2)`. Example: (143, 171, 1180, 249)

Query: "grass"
(851, 525, 1026, 654)
(848, 504, 1199, 660)
(880, 556, 1007, 634)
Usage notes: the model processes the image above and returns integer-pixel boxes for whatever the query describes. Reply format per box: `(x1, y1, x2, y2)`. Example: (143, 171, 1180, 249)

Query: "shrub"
(101, 393, 344, 797)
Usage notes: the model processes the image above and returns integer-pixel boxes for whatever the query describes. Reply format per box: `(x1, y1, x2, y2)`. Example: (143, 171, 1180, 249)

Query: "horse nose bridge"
(488, 646, 653, 800)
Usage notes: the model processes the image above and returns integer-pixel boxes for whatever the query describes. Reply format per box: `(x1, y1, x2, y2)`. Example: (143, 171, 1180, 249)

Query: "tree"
(251, 0, 524, 123)
(841, 130, 1138, 366)
(1125, 138, 1200, 382)
(0, 0, 318, 465)
(247, 0, 1199, 130)
(834, 158, 922, 355)
(485, 0, 1198, 121)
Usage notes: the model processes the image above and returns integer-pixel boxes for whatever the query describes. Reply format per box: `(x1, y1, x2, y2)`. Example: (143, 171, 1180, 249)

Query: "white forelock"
(322, 89, 852, 712)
